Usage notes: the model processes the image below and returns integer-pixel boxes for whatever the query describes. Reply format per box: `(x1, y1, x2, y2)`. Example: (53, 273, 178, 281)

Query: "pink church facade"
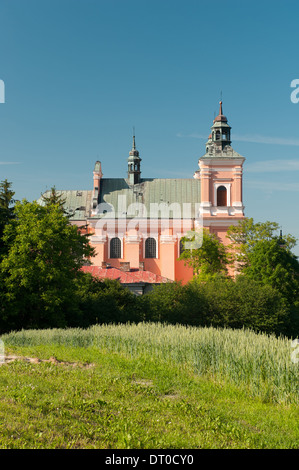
(41, 102, 245, 290)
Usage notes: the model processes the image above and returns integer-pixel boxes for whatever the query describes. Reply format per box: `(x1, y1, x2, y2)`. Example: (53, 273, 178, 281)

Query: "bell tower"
(127, 134, 141, 185)
(211, 101, 231, 149)
(194, 101, 245, 236)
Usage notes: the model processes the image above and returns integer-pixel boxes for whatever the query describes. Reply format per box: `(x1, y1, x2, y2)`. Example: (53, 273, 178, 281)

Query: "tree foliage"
(145, 276, 292, 336)
(41, 186, 66, 211)
(179, 228, 230, 280)
(0, 179, 15, 259)
(0, 200, 95, 330)
(227, 218, 297, 269)
(73, 274, 142, 327)
(241, 238, 299, 303)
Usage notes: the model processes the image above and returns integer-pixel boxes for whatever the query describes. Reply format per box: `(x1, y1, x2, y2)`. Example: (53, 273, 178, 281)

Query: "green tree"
(0, 200, 95, 332)
(241, 238, 299, 304)
(198, 275, 291, 336)
(0, 179, 15, 258)
(74, 274, 142, 327)
(41, 186, 66, 210)
(143, 276, 291, 336)
(179, 228, 229, 280)
(227, 218, 297, 270)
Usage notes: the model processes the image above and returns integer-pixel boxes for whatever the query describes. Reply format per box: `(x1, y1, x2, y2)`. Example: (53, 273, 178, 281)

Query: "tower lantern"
(211, 101, 231, 151)
(127, 134, 141, 185)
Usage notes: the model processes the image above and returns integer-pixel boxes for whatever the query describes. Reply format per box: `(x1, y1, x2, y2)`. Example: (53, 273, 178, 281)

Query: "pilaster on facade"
(160, 234, 177, 244)
(125, 234, 141, 244)
(90, 234, 107, 244)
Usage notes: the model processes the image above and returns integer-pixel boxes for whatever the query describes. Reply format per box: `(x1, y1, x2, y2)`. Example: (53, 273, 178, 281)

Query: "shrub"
(72, 273, 142, 327)
(144, 276, 293, 337)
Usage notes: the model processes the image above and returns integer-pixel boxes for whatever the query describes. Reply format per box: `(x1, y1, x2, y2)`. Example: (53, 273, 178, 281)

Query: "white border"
(214, 183, 231, 207)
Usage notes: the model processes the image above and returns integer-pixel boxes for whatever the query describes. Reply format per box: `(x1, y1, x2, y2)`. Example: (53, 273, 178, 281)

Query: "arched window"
(145, 237, 157, 258)
(110, 237, 121, 258)
(217, 186, 227, 206)
(179, 238, 185, 255)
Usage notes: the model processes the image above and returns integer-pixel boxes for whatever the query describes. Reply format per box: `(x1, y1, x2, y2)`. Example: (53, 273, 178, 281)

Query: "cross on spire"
(132, 127, 136, 150)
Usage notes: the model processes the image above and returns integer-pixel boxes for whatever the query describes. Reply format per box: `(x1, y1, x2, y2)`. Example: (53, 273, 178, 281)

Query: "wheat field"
(2, 322, 298, 405)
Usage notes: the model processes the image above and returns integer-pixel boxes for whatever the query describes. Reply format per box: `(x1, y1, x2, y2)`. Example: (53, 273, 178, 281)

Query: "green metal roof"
(98, 178, 201, 218)
(38, 178, 201, 220)
(38, 190, 93, 220)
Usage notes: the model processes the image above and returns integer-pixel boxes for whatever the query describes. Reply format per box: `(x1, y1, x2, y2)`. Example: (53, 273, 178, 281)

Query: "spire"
(129, 128, 139, 157)
(128, 129, 141, 184)
(132, 126, 136, 151)
(213, 100, 228, 123)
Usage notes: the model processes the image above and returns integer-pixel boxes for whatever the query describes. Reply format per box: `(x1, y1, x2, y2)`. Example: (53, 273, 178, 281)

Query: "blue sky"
(0, 0, 299, 255)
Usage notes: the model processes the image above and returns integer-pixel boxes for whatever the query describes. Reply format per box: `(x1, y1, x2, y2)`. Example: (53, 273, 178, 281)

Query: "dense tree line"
(0, 181, 298, 337)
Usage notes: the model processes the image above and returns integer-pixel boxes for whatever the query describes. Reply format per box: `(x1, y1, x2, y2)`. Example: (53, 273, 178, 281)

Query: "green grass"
(0, 322, 298, 449)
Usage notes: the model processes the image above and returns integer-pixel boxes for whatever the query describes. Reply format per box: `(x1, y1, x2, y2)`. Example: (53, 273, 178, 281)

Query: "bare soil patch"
(1, 355, 94, 368)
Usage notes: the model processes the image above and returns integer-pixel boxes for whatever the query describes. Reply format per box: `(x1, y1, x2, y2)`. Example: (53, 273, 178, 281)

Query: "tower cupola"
(210, 101, 231, 150)
(127, 134, 141, 185)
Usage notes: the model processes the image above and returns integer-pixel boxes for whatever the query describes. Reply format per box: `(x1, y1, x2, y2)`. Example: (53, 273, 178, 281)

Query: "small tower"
(127, 134, 141, 185)
(210, 101, 231, 152)
(91, 160, 103, 214)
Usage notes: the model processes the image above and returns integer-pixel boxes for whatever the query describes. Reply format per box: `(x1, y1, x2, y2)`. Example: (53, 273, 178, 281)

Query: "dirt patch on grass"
(1, 355, 95, 368)
(134, 379, 154, 387)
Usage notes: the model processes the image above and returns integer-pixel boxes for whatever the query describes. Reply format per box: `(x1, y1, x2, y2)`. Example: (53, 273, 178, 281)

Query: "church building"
(40, 102, 245, 292)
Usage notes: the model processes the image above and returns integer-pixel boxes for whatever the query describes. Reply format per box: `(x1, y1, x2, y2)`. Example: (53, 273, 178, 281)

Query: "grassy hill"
(0, 322, 298, 449)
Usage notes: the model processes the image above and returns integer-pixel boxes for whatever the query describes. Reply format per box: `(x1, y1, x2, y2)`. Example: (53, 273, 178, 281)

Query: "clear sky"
(1, 0, 299, 255)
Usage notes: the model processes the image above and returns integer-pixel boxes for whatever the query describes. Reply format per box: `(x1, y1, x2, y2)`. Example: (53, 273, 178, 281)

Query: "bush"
(144, 281, 210, 326)
(72, 273, 143, 327)
(144, 276, 293, 337)
(198, 276, 291, 336)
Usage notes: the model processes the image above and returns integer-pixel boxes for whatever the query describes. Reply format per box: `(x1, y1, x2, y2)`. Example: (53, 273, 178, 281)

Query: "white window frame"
(214, 183, 231, 207)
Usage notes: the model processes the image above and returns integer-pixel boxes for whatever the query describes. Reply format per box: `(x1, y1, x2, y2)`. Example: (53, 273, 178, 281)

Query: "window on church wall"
(215, 130, 220, 140)
(179, 239, 185, 255)
(145, 237, 157, 258)
(110, 237, 121, 258)
(217, 186, 227, 206)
